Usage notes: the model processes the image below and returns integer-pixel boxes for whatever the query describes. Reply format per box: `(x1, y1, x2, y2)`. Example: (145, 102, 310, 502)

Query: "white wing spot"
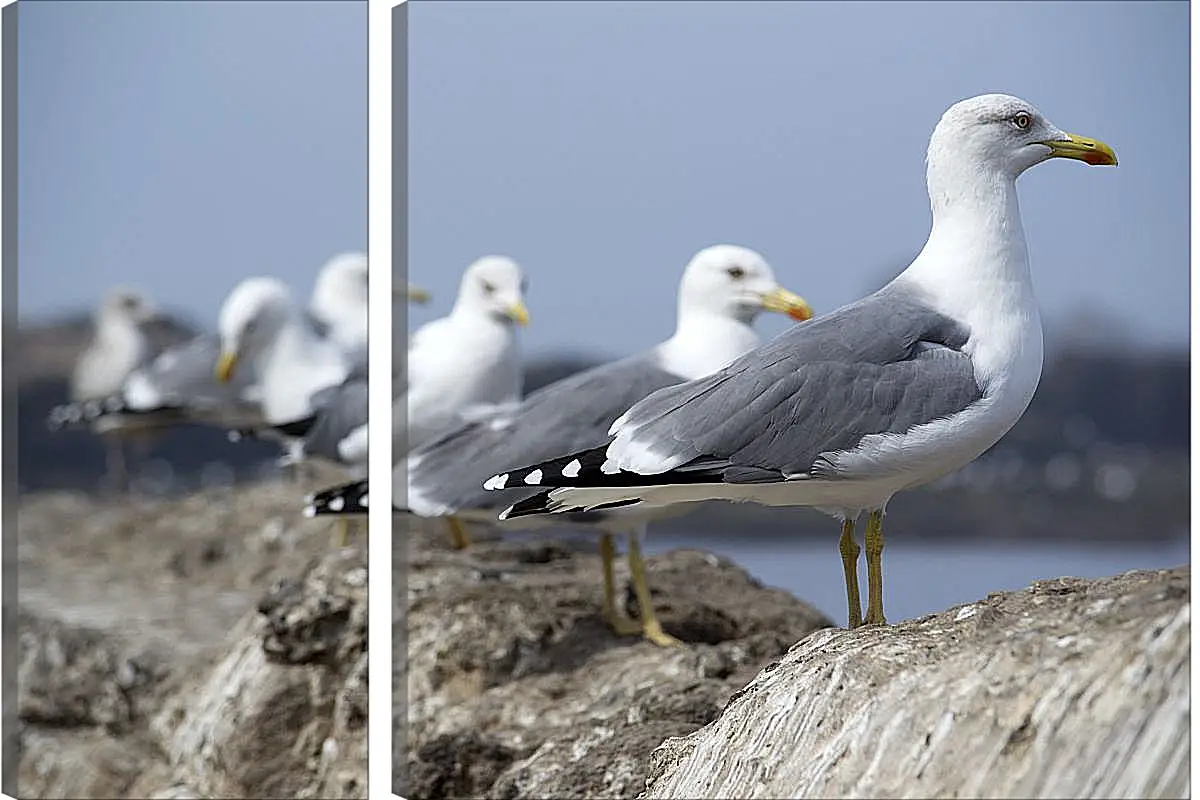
(484, 473, 509, 490)
(562, 459, 581, 478)
(329, 496, 345, 512)
(360, 493, 369, 508)
(600, 459, 621, 475)
(524, 469, 543, 485)
(302, 506, 316, 518)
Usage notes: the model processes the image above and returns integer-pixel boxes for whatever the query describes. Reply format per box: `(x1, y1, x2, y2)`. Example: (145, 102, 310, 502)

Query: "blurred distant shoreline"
(13, 312, 1188, 548)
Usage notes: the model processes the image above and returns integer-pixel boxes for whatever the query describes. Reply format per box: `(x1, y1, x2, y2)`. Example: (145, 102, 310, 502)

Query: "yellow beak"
(760, 287, 814, 322)
(403, 285, 431, 304)
(215, 351, 238, 384)
(506, 301, 531, 326)
(1041, 133, 1118, 167)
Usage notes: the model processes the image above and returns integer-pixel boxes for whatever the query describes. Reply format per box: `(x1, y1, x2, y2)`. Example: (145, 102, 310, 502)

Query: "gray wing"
(47, 332, 267, 433)
(136, 315, 199, 363)
(498, 282, 984, 490)
(300, 376, 368, 464)
(137, 334, 260, 411)
(607, 282, 981, 480)
(407, 352, 685, 513)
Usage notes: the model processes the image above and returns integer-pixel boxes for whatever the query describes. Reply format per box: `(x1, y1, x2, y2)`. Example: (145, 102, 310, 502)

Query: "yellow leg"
(839, 519, 864, 629)
(627, 536, 682, 647)
(445, 516, 471, 550)
(599, 534, 642, 636)
(863, 510, 888, 626)
(333, 518, 352, 548)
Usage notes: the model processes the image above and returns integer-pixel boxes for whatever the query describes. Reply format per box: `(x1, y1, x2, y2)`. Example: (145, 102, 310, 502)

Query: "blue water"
(646, 534, 1190, 627)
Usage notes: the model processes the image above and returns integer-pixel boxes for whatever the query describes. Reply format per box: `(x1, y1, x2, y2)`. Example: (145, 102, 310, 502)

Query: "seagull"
(49, 277, 352, 460)
(307, 251, 370, 366)
(302, 255, 530, 548)
(67, 287, 160, 490)
(48, 255, 365, 443)
(304, 245, 813, 644)
(485, 93, 1118, 630)
(213, 276, 350, 424)
(404, 255, 530, 456)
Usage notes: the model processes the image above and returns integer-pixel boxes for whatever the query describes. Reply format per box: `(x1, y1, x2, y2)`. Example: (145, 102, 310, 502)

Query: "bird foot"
(641, 620, 683, 648)
(603, 612, 644, 637)
(861, 610, 888, 627)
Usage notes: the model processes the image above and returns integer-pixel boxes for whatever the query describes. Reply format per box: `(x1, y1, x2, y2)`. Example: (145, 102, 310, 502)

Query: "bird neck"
(96, 311, 144, 351)
(897, 166, 1044, 391)
(312, 289, 366, 326)
(314, 296, 368, 350)
(255, 318, 347, 421)
(658, 309, 760, 380)
(254, 315, 320, 374)
(901, 168, 1034, 321)
(448, 301, 510, 332)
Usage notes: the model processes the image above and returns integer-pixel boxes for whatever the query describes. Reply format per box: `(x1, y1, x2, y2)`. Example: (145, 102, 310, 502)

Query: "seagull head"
(679, 244, 813, 324)
(311, 252, 369, 314)
(215, 276, 294, 383)
(455, 255, 531, 326)
(928, 94, 1117, 188)
(100, 287, 158, 325)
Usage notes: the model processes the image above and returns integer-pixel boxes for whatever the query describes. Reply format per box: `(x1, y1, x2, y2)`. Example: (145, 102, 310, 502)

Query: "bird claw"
(603, 612, 645, 637)
(641, 620, 683, 648)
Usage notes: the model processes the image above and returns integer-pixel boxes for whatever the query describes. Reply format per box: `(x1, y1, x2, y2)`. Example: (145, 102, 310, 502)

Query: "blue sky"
(17, 0, 366, 328)
(406, 1, 1188, 358)
(14, 2, 1188, 360)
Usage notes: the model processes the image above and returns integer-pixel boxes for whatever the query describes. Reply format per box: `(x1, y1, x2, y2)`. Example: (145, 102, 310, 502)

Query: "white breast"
(405, 316, 521, 454)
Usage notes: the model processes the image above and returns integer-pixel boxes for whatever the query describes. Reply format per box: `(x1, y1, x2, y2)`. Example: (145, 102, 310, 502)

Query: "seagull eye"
(481, 281, 496, 295)
(727, 266, 746, 280)
(1011, 112, 1032, 131)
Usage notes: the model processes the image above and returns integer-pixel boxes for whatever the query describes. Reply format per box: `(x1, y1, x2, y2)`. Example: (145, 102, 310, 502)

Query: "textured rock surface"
(15, 483, 367, 799)
(643, 566, 1190, 800)
(398, 521, 834, 798)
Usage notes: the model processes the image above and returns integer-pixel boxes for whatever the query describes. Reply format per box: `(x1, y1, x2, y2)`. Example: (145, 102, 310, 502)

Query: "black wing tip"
(498, 490, 555, 520)
(483, 445, 612, 492)
(48, 398, 119, 429)
(499, 492, 644, 521)
(47, 396, 193, 432)
(305, 480, 369, 516)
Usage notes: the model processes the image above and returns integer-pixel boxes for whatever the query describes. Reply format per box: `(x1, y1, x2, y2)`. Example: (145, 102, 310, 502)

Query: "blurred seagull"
(305, 255, 530, 549)
(67, 287, 161, 490)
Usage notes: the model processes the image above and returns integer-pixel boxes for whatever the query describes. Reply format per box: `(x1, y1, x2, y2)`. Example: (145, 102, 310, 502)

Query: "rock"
(151, 545, 368, 799)
(17, 613, 169, 732)
(642, 566, 1190, 800)
(399, 524, 834, 798)
(16, 483, 367, 799)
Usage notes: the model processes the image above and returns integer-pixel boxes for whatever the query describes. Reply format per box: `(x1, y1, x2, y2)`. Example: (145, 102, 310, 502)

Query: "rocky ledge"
(401, 522, 1188, 800)
(14, 483, 368, 799)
